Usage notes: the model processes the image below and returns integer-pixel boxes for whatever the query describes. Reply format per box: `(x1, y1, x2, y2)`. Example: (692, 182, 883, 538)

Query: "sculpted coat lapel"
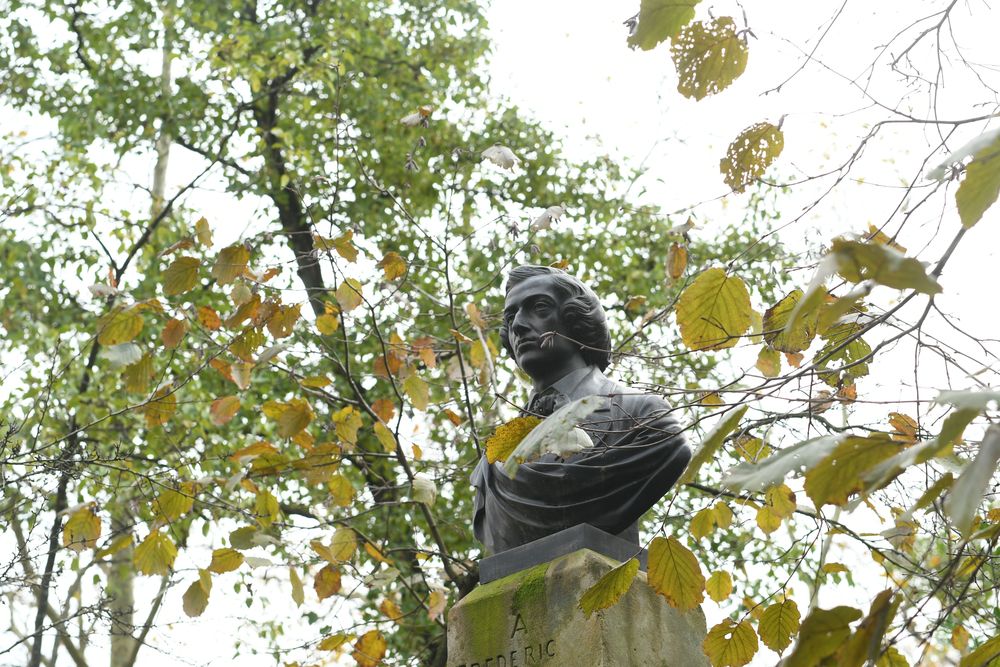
(472, 366, 691, 554)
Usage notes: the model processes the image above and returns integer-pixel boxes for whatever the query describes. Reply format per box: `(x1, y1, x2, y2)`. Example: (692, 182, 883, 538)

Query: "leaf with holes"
(672, 17, 748, 100)
(721, 122, 784, 193)
(703, 618, 758, 667)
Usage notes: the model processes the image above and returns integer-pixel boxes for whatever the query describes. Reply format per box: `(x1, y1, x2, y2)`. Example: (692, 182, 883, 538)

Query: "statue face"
(503, 275, 584, 380)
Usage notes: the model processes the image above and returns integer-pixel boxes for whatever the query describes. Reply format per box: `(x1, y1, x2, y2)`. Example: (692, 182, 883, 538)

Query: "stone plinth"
(447, 548, 709, 667)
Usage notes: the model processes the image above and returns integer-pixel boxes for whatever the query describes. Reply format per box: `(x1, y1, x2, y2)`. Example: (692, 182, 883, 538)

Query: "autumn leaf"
(703, 618, 758, 667)
(141, 386, 177, 428)
(210, 396, 241, 426)
(679, 405, 747, 485)
(194, 217, 212, 247)
(253, 490, 279, 527)
(316, 312, 340, 335)
(212, 244, 250, 285)
(162, 256, 201, 296)
(667, 243, 688, 282)
(328, 474, 355, 507)
(197, 305, 222, 330)
(380, 598, 404, 622)
(273, 398, 313, 438)
(763, 289, 819, 353)
(784, 606, 863, 667)
(123, 354, 154, 393)
(352, 630, 387, 667)
(759, 599, 800, 653)
(402, 374, 429, 411)
(63, 504, 101, 551)
(332, 406, 363, 446)
(955, 129, 1000, 228)
(831, 238, 942, 295)
(97, 305, 144, 346)
(371, 398, 395, 423)
(485, 416, 542, 463)
(672, 17, 749, 101)
(314, 564, 342, 600)
(207, 548, 244, 574)
(336, 278, 364, 311)
(154, 484, 196, 522)
(182, 569, 212, 618)
(721, 122, 784, 193)
(647, 536, 705, 610)
(755, 347, 781, 377)
(578, 557, 639, 618)
(162, 318, 188, 348)
(377, 251, 406, 280)
(373, 421, 396, 453)
(804, 434, 901, 507)
(266, 303, 301, 339)
(676, 268, 752, 351)
(133, 530, 178, 576)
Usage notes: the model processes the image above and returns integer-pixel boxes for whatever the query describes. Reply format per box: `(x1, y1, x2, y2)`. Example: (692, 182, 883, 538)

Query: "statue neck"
(531, 357, 591, 394)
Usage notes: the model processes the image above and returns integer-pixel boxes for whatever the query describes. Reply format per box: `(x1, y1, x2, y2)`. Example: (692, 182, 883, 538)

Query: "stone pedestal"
(447, 547, 709, 667)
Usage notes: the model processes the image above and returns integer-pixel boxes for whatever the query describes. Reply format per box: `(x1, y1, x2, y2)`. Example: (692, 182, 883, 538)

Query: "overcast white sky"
(5, 1, 999, 665)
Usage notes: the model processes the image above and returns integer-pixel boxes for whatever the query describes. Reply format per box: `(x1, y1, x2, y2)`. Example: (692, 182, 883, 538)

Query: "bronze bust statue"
(471, 265, 691, 554)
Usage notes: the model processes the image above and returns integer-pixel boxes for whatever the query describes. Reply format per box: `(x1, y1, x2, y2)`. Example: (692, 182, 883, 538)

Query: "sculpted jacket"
(471, 366, 691, 554)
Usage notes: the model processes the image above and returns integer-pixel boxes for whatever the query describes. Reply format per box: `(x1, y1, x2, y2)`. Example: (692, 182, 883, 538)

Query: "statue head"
(499, 266, 612, 382)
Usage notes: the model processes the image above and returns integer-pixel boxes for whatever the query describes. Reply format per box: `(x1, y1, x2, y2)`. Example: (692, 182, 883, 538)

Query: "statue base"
(447, 542, 709, 666)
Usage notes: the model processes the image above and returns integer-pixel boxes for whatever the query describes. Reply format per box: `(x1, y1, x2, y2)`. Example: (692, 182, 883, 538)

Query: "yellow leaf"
(210, 396, 241, 426)
(955, 130, 1000, 228)
(703, 618, 758, 667)
(804, 434, 901, 507)
(822, 562, 849, 575)
(332, 406, 363, 446)
(690, 507, 716, 540)
(714, 502, 734, 529)
(328, 474, 354, 507)
(672, 17, 748, 101)
(759, 599, 800, 654)
(162, 256, 201, 296)
(207, 548, 244, 574)
(290, 567, 305, 607)
(888, 412, 918, 444)
(314, 230, 358, 262)
(831, 238, 941, 295)
(352, 630, 387, 667)
(301, 375, 332, 388)
(721, 122, 784, 193)
(380, 599, 404, 622)
(318, 633, 350, 651)
(373, 422, 396, 453)
(182, 569, 212, 617)
(951, 624, 970, 651)
(755, 347, 781, 377)
(133, 530, 177, 576)
(676, 268, 751, 351)
(314, 564, 342, 600)
(428, 588, 447, 621)
(336, 278, 364, 311)
(154, 484, 196, 522)
(377, 251, 406, 280)
(706, 570, 733, 602)
(784, 606, 863, 666)
(229, 441, 278, 462)
(274, 398, 313, 438)
(95, 533, 133, 560)
(403, 374, 430, 411)
(212, 244, 250, 285)
(97, 306, 144, 346)
(756, 506, 783, 535)
(162, 318, 188, 348)
(763, 289, 819, 354)
(316, 313, 340, 335)
(667, 243, 688, 281)
(647, 536, 705, 610)
(766, 484, 797, 519)
(371, 398, 395, 423)
(466, 302, 488, 329)
(485, 416, 542, 464)
(253, 490, 279, 527)
(141, 386, 176, 428)
(123, 354, 154, 393)
(578, 557, 639, 618)
(312, 528, 356, 564)
(194, 217, 213, 247)
(266, 303, 301, 339)
(63, 505, 101, 551)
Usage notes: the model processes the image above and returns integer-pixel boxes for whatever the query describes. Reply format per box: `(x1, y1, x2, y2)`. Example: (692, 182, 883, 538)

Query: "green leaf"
(676, 267, 752, 350)
(402, 374, 430, 411)
(956, 130, 1000, 228)
(723, 434, 843, 492)
(838, 590, 900, 667)
(816, 321, 872, 387)
(784, 606, 863, 667)
(804, 434, 902, 507)
(182, 569, 212, 618)
(680, 405, 748, 484)
(626, 0, 701, 51)
(703, 618, 758, 667)
(290, 568, 305, 607)
(830, 238, 942, 294)
(162, 256, 201, 296)
(945, 425, 1000, 537)
(647, 536, 705, 610)
(134, 530, 178, 576)
(960, 633, 1000, 667)
(721, 122, 784, 193)
(578, 557, 640, 618)
(759, 599, 800, 653)
(671, 17, 748, 101)
(63, 505, 101, 551)
(763, 289, 818, 353)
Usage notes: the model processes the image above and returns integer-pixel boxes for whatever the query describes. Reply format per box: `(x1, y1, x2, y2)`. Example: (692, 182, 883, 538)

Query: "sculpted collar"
(531, 365, 604, 403)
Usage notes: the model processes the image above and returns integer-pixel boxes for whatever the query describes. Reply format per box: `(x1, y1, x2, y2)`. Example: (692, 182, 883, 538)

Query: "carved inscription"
(454, 614, 556, 667)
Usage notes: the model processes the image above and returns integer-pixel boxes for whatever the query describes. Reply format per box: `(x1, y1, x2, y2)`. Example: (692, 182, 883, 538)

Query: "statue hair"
(499, 265, 613, 371)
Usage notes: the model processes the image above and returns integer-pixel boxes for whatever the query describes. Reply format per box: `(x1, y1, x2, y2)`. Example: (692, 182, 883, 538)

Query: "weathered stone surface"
(448, 548, 709, 667)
